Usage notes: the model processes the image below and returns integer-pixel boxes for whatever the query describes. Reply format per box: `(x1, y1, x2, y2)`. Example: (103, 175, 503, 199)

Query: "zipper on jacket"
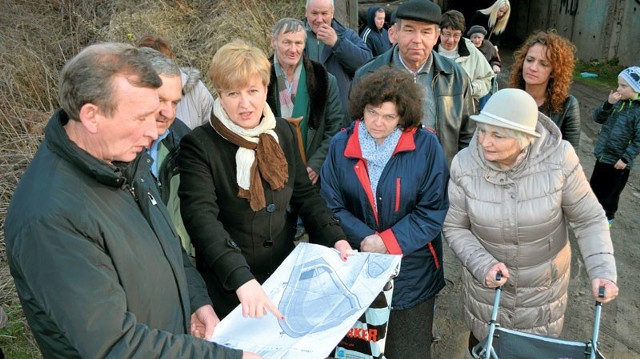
(125, 184, 138, 202)
(147, 192, 157, 206)
(394, 178, 401, 212)
(432, 72, 439, 131)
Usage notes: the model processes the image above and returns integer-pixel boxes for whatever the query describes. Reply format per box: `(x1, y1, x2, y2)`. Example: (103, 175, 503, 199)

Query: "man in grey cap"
(354, 0, 474, 166)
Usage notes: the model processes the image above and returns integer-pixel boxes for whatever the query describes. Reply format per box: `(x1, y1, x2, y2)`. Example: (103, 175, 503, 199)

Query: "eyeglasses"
(441, 31, 462, 40)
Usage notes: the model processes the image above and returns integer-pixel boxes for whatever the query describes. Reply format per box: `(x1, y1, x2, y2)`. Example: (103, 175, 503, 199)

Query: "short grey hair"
(476, 122, 536, 149)
(137, 47, 181, 78)
(305, 0, 334, 9)
(273, 18, 307, 40)
(58, 42, 161, 121)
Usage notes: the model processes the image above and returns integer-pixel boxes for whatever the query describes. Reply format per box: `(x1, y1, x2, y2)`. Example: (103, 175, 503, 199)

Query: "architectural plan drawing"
(210, 243, 401, 359)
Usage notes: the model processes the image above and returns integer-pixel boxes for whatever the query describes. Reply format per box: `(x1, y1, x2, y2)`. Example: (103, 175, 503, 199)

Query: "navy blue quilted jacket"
(320, 121, 449, 310)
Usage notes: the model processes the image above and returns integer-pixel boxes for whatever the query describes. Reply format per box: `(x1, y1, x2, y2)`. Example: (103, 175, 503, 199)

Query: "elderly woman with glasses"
(435, 9, 494, 103)
(178, 39, 352, 321)
(443, 88, 619, 354)
(320, 68, 449, 358)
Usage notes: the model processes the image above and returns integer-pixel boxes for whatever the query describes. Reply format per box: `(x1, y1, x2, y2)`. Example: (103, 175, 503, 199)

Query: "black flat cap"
(395, 0, 441, 24)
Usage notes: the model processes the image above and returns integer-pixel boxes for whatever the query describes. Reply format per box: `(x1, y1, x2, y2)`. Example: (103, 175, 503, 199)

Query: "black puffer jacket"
(4, 110, 240, 358)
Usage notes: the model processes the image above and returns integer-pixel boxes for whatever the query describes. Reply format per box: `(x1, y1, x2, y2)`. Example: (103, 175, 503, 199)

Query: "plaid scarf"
(274, 56, 302, 117)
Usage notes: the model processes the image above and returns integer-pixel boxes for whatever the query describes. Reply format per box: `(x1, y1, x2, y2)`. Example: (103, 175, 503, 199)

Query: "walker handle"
(496, 271, 502, 281)
(595, 286, 605, 308)
(591, 286, 605, 359)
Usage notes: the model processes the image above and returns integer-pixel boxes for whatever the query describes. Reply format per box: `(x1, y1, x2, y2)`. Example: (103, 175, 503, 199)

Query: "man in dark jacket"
(140, 47, 195, 259)
(354, 0, 475, 166)
(304, 0, 372, 113)
(267, 18, 346, 185)
(360, 6, 392, 56)
(4, 43, 257, 359)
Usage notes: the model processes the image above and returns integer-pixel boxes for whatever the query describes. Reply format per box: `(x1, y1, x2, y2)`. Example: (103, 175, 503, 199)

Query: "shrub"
(0, 0, 304, 356)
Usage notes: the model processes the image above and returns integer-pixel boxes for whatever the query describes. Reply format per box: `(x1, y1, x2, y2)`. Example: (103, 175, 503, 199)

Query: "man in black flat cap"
(354, 0, 475, 167)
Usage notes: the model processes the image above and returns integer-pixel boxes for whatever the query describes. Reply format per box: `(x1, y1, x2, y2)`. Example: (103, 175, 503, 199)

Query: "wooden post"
(334, 0, 359, 31)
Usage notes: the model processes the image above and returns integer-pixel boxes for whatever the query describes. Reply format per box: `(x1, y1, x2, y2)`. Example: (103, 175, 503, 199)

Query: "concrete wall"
(565, 0, 609, 61)
(616, 0, 640, 66)
(510, 0, 639, 66)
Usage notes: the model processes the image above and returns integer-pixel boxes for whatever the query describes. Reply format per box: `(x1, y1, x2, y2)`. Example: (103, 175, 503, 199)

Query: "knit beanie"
(467, 25, 487, 37)
(619, 66, 640, 93)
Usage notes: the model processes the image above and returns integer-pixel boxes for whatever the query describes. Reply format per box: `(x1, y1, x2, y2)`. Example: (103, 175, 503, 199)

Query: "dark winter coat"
(593, 98, 640, 168)
(477, 39, 501, 69)
(320, 122, 449, 310)
(303, 17, 373, 112)
(353, 46, 475, 165)
(4, 110, 239, 358)
(179, 117, 346, 318)
(157, 118, 191, 203)
(542, 95, 581, 149)
(267, 56, 346, 174)
(360, 6, 392, 57)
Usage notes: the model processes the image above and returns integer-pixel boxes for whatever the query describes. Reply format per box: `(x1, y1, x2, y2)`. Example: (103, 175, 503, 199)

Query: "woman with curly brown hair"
(509, 30, 581, 148)
(321, 68, 449, 358)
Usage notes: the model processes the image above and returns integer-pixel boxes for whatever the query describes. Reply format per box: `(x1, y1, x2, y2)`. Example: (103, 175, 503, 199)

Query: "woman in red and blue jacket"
(320, 68, 449, 359)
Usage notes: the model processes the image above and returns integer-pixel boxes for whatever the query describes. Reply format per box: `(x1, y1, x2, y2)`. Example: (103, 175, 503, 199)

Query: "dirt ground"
(431, 50, 640, 358)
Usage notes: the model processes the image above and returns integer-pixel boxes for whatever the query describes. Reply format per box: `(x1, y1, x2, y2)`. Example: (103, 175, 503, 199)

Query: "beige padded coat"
(443, 114, 617, 340)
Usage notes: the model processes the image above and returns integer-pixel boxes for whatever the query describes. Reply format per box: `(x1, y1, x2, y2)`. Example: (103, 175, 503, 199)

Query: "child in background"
(467, 25, 501, 109)
(589, 66, 640, 226)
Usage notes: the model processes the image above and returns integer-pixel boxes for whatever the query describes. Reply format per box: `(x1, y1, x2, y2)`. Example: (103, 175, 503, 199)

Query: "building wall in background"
(334, 0, 360, 30)
(353, 0, 637, 66)
(510, 0, 638, 66)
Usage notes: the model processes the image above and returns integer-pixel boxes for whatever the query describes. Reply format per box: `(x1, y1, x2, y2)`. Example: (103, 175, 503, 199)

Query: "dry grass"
(0, 0, 303, 356)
